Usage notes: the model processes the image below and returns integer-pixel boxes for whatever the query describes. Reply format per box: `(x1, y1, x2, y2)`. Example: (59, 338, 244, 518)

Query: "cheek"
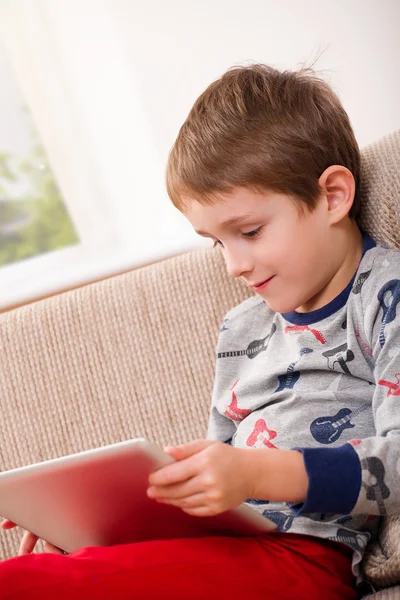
(262, 208, 326, 273)
(275, 222, 323, 277)
(264, 223, 295, 263)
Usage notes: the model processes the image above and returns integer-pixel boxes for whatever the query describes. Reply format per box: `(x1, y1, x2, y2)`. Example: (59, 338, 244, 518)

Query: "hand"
(147, 439, 255, 517)
(0, 520, 65, 555)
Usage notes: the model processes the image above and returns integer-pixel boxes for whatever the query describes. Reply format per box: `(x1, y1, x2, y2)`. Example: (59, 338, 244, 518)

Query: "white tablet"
(0, 438, 276, 553)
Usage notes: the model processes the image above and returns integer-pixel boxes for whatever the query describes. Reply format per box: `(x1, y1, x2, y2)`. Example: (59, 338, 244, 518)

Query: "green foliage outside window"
(0, 137, 79, 267)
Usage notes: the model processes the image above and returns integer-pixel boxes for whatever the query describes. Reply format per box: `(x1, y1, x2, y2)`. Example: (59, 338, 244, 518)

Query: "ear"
(318, 165, 356, 224)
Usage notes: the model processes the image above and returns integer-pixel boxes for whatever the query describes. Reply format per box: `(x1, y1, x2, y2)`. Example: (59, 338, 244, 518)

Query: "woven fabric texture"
(0, 130, 399, 597)
(359, 130, 400, 248)
(363, 517, 400, 589)
(364, 587, 400, 600)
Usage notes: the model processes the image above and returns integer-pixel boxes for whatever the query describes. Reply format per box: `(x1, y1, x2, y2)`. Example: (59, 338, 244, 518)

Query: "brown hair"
(166, 62, 361, 220)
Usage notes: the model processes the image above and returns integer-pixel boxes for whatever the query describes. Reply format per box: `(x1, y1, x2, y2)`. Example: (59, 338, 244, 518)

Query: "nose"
(224, 245, 254, 279)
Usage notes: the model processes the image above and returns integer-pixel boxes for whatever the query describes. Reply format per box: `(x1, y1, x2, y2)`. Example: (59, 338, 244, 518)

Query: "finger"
(158, 493, 206, 509)
(182, 505, 221, 517)
(148, 476, 202, 500)
(1, 520, 17, 529)
(164, 440, 217, 460)
(43, 541, 64, 554)
(160, 496, 223, 517)
(148, 456, 199, 487)
(19, 530, 39, 555)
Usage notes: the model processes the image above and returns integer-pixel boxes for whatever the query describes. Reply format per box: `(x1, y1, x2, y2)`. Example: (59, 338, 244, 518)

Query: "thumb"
(164, 439, 216, 460)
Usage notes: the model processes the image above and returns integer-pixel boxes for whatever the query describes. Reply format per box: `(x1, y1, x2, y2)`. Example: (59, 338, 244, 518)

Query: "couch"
(0, 130, 399, 598)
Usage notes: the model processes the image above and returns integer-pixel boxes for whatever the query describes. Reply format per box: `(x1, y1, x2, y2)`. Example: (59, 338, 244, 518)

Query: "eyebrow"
(195, 213, 257, 236)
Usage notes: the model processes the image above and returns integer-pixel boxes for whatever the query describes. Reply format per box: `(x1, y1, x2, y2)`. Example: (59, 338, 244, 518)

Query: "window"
(0, 40, 79, 267)
(0, 2, 204, 311)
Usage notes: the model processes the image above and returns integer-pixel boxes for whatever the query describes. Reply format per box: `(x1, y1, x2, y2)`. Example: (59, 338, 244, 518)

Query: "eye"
(243, 226, 263, 239)
(212, 227, 263, 249)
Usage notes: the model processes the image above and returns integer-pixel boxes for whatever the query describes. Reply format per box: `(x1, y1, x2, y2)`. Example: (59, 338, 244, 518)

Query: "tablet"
(0, 438, 276, 553)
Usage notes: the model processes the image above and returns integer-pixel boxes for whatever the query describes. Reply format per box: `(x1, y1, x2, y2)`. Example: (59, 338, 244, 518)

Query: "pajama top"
(207, 233, 400, 578)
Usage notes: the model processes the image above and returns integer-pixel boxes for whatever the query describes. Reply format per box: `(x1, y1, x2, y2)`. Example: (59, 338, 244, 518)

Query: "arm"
(147, 440, 309, 515)
(345, 276, 400, 516)
(242, 447, 309, 503)
(288, 276, 400, 517)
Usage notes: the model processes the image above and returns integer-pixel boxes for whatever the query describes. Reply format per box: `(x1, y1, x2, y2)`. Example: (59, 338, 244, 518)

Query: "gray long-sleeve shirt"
(206, 233, 400, 578)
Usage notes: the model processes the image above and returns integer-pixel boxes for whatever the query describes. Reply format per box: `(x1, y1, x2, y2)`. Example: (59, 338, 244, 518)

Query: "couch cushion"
(365, 586, 400, 599)
(359, 129, 400, 248)
(363, 517, 400, 589)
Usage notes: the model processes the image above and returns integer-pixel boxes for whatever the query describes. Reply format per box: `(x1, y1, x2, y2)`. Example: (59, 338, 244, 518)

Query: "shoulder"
(352, 242, 400, 299)
(350, 242, 400, 343)
(221, 294, 273, 329)
(217, 295, 276, 353)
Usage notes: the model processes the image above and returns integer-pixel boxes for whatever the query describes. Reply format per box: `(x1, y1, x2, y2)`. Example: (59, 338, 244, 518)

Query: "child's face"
(184, 187, 341, 314)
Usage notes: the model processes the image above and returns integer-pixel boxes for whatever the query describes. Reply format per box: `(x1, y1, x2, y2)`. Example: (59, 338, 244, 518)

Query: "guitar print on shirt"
(262, 510, 295, 532)
(246, 419, 278, 448)
(217, 324, 276, 359)
(310, 403, 370, 444)
(352, 269, 372, 294)
(284, 325, 326, 344)
(355, 328, 373, 357)
(329, 529, 368, 553)
(246, 498, 270, 506)
(377, 279, 400, 348)
(220, 318, 229, 332)
(361, 456, 390, 515)
(274, 347, 313, 392)
(378, 372, 400, 397)
(322, 343, 355, 375)
(223, 379, 252, 421)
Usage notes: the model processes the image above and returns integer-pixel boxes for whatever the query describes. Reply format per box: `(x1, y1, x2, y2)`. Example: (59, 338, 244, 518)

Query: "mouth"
(250, 276, 275, 291)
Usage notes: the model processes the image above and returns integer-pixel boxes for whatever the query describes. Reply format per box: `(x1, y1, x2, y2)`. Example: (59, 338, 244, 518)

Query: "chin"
(262, 297, 299, 314)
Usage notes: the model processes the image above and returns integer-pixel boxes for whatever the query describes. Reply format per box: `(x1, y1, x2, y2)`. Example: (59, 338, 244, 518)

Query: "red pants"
(0, 533, 357, 600)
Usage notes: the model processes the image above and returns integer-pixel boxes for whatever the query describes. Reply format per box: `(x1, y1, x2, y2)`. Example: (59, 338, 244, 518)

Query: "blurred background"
(0, 0, 399, 310)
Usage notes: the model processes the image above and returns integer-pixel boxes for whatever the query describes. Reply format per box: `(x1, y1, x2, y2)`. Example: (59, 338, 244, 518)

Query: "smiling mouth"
(250, 276, 275, 290)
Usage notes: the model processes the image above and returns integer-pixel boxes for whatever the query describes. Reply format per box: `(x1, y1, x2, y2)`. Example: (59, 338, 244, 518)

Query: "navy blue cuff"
(290, 444, 361, 515)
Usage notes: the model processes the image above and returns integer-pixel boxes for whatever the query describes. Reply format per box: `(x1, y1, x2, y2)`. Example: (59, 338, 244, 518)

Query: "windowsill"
(0, 238, 209, 312)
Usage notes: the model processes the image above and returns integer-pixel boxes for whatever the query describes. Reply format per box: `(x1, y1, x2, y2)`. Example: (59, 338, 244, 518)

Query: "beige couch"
(0, 130, 399, 598)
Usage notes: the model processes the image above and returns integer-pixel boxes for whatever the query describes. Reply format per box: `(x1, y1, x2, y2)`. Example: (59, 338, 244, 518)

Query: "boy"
(1, 63, 399, 600)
